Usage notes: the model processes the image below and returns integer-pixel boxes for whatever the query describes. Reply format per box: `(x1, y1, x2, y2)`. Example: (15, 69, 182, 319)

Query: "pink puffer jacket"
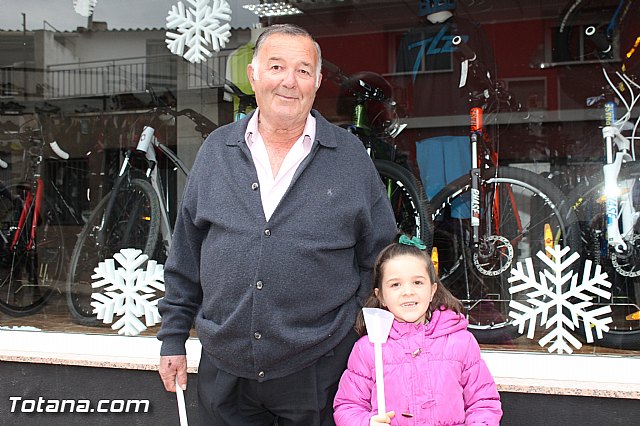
(334, 309, 502, 425)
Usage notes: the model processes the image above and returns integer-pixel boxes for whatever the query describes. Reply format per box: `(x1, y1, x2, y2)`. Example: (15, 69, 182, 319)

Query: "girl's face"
(375, 254, 437, 324)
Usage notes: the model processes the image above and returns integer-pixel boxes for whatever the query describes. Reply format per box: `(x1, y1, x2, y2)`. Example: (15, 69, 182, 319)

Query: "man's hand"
(159, 355, 188, 392)
(370, 411, 395, 425)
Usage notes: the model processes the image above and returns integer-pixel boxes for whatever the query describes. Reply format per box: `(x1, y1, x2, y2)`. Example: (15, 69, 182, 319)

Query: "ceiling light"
(243, 2, 303, 17)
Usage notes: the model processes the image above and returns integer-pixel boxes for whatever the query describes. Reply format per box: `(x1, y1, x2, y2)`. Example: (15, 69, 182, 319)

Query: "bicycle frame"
(8, 124, 71, 253)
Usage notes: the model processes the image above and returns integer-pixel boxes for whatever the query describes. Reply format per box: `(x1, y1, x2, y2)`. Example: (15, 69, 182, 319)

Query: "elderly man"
(158, 24, 397, 425)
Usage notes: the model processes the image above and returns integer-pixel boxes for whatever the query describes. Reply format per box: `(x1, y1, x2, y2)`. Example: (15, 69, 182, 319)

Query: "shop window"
(0, 1, 638, 366)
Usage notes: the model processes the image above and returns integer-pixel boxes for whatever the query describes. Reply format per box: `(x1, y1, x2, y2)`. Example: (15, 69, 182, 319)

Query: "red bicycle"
(0, 109, 75, 316)
(429, 37, 582, 343)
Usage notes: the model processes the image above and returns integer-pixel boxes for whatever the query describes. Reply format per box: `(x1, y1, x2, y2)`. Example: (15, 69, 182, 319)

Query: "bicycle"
(65, 86, 218, 326)
(323, 61, 433, 246)
(0, 107, 83, 316)
(566, 24, 640, 349)
(429, 37, 582, 344)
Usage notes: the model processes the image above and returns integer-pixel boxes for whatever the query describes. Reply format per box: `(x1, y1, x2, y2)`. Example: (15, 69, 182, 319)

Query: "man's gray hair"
(251, 24, 322, 88)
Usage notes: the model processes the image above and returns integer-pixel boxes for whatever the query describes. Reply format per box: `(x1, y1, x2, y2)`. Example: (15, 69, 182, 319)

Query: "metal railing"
(1, 50, 233, 100)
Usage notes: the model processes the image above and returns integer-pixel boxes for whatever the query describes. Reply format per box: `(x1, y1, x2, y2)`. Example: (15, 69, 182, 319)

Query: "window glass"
(0, 0, 639, 359)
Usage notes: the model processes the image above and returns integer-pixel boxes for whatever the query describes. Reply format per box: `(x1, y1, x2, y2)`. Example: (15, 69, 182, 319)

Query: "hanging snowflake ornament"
(165, 0, 232, 63)
(507, 245, 613, 354)
(90, 248, 165, 336)
(74, 0, 98, 17)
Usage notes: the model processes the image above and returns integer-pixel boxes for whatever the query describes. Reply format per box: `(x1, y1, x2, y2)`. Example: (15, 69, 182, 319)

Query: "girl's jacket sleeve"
(460, 334, 503, 425)
(333, 338, 376, 426)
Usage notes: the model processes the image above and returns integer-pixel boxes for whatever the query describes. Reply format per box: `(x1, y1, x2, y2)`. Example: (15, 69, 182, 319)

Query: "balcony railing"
(0, 51, 232, 100)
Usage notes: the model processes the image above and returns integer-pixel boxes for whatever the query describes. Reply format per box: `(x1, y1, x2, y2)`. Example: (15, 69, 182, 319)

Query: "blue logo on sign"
(407, 24, 469, 81)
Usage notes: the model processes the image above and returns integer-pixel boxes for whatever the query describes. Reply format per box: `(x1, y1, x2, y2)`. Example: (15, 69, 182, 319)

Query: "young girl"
(334, 235, 502, 426)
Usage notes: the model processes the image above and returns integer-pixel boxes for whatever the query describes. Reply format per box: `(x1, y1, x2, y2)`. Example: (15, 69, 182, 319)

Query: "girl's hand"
(370, 411, 395, 425)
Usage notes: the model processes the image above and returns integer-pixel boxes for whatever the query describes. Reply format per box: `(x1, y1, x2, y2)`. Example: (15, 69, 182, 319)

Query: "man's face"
(248, 33, 322, 127)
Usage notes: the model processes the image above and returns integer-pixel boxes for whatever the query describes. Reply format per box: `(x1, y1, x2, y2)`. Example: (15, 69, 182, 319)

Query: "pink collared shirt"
(245, 109, 316, 221)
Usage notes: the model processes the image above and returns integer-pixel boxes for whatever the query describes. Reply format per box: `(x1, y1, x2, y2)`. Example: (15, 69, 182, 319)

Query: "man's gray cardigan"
(157, 109, 397, 381)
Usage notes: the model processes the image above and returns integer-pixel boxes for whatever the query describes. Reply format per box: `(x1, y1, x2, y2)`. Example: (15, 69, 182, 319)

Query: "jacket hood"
(388, 308, 468, 340)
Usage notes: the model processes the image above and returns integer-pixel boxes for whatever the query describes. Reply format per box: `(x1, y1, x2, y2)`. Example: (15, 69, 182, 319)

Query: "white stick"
(374, 341, 385, 415)
(362, 308, 393, 416)
(175, 377, 188, 426)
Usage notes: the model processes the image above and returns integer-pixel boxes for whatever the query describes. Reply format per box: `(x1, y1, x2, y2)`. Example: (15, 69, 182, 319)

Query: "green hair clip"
(398, 235, 427, 250)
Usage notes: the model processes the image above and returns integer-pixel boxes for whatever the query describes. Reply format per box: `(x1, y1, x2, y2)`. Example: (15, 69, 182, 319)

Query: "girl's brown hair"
(354, 235, 464, 336)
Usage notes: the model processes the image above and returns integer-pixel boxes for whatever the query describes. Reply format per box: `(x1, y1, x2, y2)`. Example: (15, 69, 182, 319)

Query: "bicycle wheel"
(0, 182, 64, 316)
(569, 162, 640, 350)
(374, 159, 433, 250)
(66, 178, 161, 326)
(431, 166, 581, 343)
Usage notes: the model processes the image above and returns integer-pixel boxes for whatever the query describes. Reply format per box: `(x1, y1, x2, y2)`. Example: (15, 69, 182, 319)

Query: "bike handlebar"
(223, 79, 258, 111)
(354, 78, 395, 105)
(452, 37, 525, 115)
(145, 85, 218, 137)
(34, 104, 71, 160)
(0, 104, 72, 168)
(452, 36, 477, 62)
(585, 26, 613, 58)
(49, 141, 70, 159)
(452, 36, 494, 93)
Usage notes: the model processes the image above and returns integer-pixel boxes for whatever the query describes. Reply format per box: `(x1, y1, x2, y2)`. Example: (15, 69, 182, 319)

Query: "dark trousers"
(197, 330, 358, 426)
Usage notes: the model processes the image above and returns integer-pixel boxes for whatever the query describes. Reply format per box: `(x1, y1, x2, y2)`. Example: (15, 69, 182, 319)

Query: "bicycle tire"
(569, 162, 640, 350)
(430, 166, 582, 343)
(0, 182, 64, 316)
(66, 178, 161, 326)
(374, 159, 433, 250)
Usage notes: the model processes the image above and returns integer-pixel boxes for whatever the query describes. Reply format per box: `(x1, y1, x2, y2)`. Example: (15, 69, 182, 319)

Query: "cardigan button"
(251, 182, 259, 190)
(258, 371, 265, 378)
(254, 332, 262, 340)
(264, 229, 271, 236)
(256, 281, 263, 290)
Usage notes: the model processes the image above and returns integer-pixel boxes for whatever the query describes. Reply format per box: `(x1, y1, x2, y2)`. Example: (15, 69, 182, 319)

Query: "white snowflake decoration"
(91, 248, 165, 336)
(507, 245, 613, 354)
(74, 0, 98, 17)
(165, 0, 232, 63)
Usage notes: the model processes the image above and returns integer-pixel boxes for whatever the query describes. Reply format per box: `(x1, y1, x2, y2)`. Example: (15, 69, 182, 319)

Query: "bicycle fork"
(602, 125, 638, 252)
(10, 178, 44, 252)
(470, 106, 526, 255)
(470, 107, 482, 248)
(138, 126, 172, 254)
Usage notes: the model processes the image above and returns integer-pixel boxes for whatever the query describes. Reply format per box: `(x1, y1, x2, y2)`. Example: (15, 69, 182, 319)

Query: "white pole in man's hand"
(176, 377, 188, 425)
(159, 355, 188, 424)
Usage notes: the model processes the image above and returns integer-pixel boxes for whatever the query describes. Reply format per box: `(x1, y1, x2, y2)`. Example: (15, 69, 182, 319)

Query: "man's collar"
(245, 109, 315, 146)
(228, 109, 337, 148)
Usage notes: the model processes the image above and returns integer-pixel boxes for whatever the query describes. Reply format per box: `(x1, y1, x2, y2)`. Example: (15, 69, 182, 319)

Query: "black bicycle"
(323, 61, 433, 247)
(66, 86, 217, 325)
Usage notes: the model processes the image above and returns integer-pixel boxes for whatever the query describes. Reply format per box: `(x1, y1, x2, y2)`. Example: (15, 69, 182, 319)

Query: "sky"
(0, 0, 260, 31)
